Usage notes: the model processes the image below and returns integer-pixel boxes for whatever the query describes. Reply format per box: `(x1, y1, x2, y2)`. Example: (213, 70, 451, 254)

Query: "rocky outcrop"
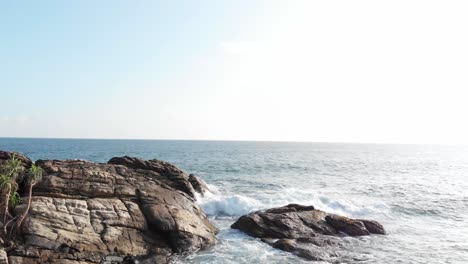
(231, 204, 385, 261)
(0, 151, 218, 264)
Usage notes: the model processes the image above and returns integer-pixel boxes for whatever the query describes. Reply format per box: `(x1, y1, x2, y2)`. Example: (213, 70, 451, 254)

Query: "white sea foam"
(197, 185, 388, 218)
(257, 188, 389, 218)
(314, 197, 389, 217)
(200, 195, 261, 216)
(198, 186, 261, 216)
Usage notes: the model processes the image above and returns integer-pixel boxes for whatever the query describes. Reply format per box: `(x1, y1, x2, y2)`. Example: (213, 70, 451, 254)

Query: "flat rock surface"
(231, 204, 385, 261)
(0, 151, 218, 264)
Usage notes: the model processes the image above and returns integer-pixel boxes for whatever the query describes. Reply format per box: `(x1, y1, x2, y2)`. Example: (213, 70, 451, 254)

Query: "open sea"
(0, 138, 467, 264)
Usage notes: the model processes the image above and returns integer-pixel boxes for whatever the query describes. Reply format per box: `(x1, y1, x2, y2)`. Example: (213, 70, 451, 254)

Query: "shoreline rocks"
(231, 204, 385, 261)
(0, 151, 218, 264)
(1, 150, 387, 263)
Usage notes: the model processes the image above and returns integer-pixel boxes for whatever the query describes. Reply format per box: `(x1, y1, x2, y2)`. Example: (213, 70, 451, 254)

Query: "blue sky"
(1, 1, 263, 137)
(1, 1, 258, 113)
(1, 1, 468, 144)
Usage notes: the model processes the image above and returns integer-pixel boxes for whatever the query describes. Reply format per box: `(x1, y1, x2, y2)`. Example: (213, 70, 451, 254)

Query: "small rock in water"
(231, 204, 386, 261)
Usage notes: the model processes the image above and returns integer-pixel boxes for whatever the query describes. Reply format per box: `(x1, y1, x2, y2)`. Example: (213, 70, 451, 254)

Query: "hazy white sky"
(1, 1, 467, 144)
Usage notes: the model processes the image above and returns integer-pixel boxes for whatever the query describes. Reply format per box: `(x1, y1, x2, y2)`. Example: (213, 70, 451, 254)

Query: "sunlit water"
(1, 138, 467, 263)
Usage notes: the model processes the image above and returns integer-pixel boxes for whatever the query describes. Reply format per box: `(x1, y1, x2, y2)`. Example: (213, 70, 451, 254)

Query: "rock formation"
(0, 151, 217, 264)
(231, 204, 385, 261)
(187, 174, 210, 197)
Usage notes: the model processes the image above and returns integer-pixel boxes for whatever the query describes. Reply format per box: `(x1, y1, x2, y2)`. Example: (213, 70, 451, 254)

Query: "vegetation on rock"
(14, 164, 44, 231)
(0, 154, 42, 240)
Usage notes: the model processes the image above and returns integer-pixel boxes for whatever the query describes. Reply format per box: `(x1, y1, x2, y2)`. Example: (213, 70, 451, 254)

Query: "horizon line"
(0, 136, 466, 147)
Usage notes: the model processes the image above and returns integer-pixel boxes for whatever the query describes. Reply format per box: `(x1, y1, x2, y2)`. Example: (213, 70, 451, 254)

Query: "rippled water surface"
(1, 138, 467, 263)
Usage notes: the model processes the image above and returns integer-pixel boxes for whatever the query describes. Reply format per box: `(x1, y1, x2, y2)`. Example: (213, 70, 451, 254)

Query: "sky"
(1, 1, 467, 144)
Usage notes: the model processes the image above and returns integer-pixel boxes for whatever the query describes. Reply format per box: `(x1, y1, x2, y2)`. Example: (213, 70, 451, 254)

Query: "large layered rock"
(0, 151, 217, 264)
(231, 204, 385, 261)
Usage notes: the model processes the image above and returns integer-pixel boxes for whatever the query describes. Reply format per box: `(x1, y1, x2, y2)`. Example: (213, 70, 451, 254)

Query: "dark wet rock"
(295, 248, 329, 262)
(121, 255, 136, 264)
(359, 219, 386, 235)
(285, 204, 316, 211)
(272, 239, 297, 252)
(296, 235, 341, 247)
(188, 174, 210, 196)
(0, 151, 217, 264)
(264, 237, 334, 261)
(232, 204, 385, 261)
(325, 214, 370, 236)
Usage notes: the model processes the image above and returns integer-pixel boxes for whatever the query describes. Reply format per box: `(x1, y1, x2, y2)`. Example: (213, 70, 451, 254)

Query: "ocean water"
(1, 138, 467, 264)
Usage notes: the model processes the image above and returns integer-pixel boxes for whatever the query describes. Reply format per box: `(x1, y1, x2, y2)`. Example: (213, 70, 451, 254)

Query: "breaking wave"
(197, 185, 388, 218)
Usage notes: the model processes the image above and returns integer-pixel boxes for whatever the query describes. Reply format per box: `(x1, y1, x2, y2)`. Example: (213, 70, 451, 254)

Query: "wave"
(258, 188, 389, 218)
(197, 185, 261, 216)
(391, 204, 442, 217)
(199, 194, 261, 216)
(315, 197, 389, 217)
(197, 185, 389, 218)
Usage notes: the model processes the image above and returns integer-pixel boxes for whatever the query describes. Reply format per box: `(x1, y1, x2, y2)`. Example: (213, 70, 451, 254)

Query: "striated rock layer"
(0, 151, 217, 264)
(231, 204, 385, 261)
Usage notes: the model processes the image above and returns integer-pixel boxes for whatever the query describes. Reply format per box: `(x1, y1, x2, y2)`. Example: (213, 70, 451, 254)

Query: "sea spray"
(197, 185, 262, 216)
(197, 185, 388, 219)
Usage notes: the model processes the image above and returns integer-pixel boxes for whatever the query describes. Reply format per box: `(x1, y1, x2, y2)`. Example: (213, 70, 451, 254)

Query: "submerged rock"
(0, 151, 217, 264)
(231, 203, 385, 261)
